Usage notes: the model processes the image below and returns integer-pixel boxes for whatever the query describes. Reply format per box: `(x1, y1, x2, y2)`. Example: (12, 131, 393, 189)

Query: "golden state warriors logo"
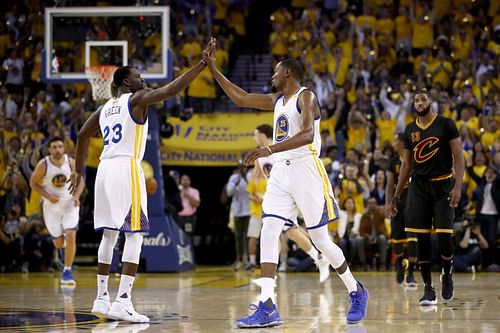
(262, 163, 273, 177)
(413, 137, 439, 163)
(275, 114, 289, 143)
(51, 174, 67, 188)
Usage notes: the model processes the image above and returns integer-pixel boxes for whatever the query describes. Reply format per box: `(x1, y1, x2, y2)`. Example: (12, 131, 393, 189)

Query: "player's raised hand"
(205, 37, 217, 70)
(244, 147, 271, 166)
(203, 37, 216, 66)
(68, 172, 82, 196)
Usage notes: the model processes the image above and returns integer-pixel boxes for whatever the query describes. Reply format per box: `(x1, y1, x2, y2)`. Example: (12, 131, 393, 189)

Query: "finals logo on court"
(275, 114, 289, 143)
(51, 174, 67, 188)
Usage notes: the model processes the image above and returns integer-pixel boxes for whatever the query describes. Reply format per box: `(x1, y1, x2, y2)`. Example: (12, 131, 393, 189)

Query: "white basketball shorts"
(43, 199, 79, 238)
(262, 155, 339, 230)
(94, 158, 149, 232)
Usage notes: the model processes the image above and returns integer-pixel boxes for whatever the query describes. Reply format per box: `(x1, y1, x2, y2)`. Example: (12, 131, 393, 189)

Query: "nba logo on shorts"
(275, 114, 289, 143)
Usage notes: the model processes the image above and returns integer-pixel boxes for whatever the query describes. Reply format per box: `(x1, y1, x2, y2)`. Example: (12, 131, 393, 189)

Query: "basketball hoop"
(85, 65, 118, 102)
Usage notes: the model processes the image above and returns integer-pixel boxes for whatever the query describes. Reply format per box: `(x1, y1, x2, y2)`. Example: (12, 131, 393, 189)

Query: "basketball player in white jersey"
(30, 137, 84, 285)
(250, 124, 330, 282)
(207, 39, 368, 328)
(69, 41, 215, 323)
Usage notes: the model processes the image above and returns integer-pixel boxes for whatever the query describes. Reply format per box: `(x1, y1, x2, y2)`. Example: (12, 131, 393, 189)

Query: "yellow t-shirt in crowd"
(395, 16, 412, 40)
(327, 54, 349, 87)
(338, 39, 354, 65)
(247, 177, 267, 217)
(187, 67, 216, 99)
(456, 116, 481, 138)
(428, 61, 453, 89)
(180, 41, 202, 62)
(412, 21, 433, 49)
(453, 36, 471, 62)
(376, 18, 395, 36)
(320, 116, 338, 143)
(346, 127, 367, 152)
(481, 130, 500, 150)
(355, 15, 377, 30)
(270, 32, 289, 56)
(214, 0, 229, 20)
(87, 136, 104, 168)
(376, 118, 397, 147)
(338, 178, 366, 213)
(215, 48, 229, 73)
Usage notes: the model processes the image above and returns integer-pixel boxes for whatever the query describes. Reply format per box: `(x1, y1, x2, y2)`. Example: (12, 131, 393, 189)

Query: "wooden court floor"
(0, 267, 499, 332)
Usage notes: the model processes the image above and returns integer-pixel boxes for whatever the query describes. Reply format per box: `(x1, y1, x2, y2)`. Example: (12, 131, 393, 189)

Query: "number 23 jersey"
(99, 93, 149, 161)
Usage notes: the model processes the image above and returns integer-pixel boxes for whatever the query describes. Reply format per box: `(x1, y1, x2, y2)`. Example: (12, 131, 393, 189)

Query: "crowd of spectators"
(0, 0, 499, 272)
(265, 0, 500, 271)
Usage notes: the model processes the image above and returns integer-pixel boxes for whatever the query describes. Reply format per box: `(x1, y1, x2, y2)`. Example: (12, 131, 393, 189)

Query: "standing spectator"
(465, 154, 500, 270)
(226, 162, 251, 270)
(178, 174, 201, 236)
(370, 169, 387, 207)
(246, 166, 266, 270)
(354, 197, 389, 270)
(1, 49, 24, 96)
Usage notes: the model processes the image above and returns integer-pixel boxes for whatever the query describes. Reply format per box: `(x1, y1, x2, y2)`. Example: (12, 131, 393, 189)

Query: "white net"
(85, 65, 118, 102)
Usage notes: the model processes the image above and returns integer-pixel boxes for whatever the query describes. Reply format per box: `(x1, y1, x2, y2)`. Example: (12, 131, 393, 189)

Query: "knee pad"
(122, 232, 144, 264)
(308, 227, 345, 268)
(417, 234, 431, 262)
(98, 229, 119, 265)
(437, 233, 453, 258)
(260, 217, 286, 264)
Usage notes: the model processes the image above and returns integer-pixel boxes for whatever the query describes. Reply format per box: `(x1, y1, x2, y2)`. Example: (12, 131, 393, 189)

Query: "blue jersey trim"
(296, 88, 321, 119)
(95, 226, 147, 233)
(127, 93, 148, 125)
(262, 212, 295, 226)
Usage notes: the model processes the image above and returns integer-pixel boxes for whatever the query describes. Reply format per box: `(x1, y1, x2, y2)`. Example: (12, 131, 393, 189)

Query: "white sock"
(97, 274, 109, 299)
(249, 255, 256, 265)
(259, 277, 276, 303)
(116, 274, 135, 304)
(306, 247, 320, 262)
(64, 266, 71, 272)
(338, 267, 358, 293)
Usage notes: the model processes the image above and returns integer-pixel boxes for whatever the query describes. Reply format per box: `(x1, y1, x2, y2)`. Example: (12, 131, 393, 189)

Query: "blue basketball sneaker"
(60, 269, 76, 285)
(235, 300, 283, 328)
(347, 282, 369, 324)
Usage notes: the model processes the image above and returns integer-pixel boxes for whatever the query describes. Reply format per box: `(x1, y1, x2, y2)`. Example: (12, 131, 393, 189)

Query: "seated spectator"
(22, 214, 54, 272)
(0, 211, 23, 272)
(453, 219, 489, 272)
(354, 197, 389, 270)
(329, 197, 361, 264)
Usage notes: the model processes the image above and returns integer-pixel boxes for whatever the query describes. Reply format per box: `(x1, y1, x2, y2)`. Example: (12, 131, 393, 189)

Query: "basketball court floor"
(0, 267, 499, 332)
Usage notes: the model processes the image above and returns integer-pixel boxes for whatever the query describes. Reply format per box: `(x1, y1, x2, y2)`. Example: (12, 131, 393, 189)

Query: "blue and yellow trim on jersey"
(309, 144, 339, 229)
(130, 123, 145, 231)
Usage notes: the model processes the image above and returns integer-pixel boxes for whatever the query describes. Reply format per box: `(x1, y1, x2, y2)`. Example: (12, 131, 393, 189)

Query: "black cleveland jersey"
(404, 114, 459, 179)
(388, 155, 403, 190)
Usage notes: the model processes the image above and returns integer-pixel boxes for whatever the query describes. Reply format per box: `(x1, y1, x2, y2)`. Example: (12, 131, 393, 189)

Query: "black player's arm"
(131, 61, 206, 108)
(75, 108, 102, 174)
(450, 137, 464, 189)
(268, 90, 317, 153)
(386, 169, 395, 204)
(393, 149, 412, 199)
(208, 56, 276, 110)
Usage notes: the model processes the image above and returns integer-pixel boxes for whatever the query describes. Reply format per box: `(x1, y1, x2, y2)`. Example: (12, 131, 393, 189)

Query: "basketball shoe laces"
(350, 291, 364, 310)
(247, 302, 273, 321)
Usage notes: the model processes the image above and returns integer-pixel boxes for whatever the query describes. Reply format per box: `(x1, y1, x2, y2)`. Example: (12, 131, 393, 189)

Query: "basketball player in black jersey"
(386, 133, 417, 288)
(390, 90, 464, 305)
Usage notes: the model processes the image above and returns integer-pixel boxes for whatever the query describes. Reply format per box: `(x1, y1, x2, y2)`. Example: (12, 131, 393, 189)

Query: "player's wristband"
(266, 146, 273, 155)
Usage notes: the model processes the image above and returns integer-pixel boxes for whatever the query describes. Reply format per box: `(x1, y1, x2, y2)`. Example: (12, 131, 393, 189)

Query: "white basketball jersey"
(99, 93, 148, 161)
(272, 87, 321, 161)
(42, 154, 72, 201)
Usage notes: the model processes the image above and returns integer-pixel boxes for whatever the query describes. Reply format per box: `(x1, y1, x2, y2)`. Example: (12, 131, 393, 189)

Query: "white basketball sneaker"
(92, 297, 111, 318)
(107, 300, 149, 323)
(316, 257, 330, 283)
